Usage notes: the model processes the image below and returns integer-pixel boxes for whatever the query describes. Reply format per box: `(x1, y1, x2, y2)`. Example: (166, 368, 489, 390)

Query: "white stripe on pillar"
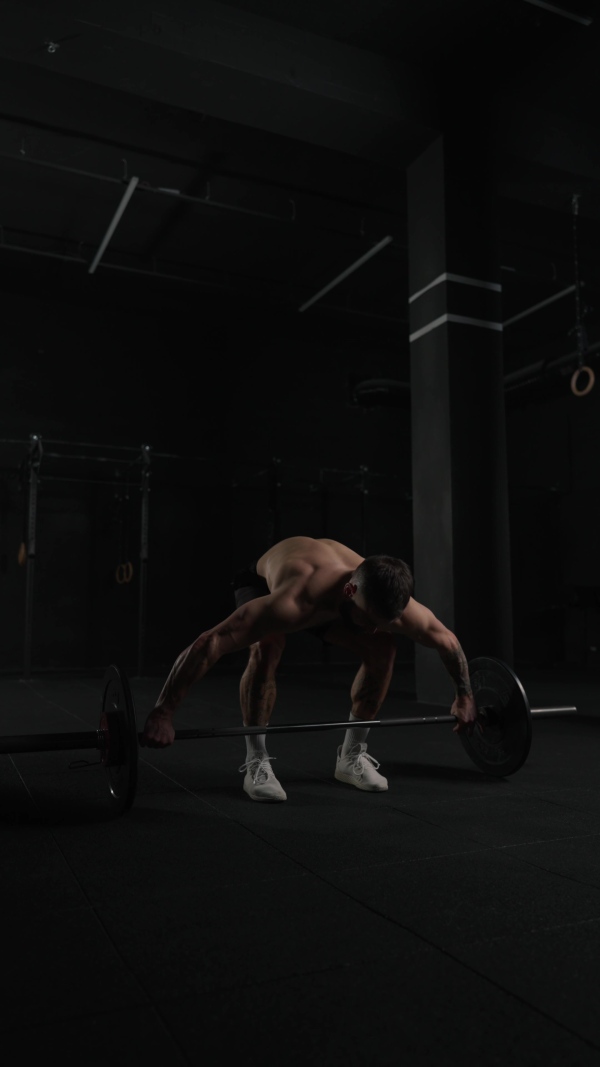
(409, 313, 503, 343)
(409, 272, 502, 304)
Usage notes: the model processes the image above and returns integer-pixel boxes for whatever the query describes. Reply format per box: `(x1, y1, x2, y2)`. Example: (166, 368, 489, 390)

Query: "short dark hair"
(354, 555, 414, 620)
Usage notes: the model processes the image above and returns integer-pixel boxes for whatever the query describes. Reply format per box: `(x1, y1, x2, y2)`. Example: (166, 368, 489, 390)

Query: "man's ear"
(343, 582, 357, 598)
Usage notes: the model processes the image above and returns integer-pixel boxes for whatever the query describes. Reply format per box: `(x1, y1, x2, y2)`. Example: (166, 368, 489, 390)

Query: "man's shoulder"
(271, 565, 318, 601)
(392, 597, 428, 634)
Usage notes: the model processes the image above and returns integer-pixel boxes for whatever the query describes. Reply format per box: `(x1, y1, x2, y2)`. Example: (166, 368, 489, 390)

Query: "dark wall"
(0, 282, 412, 675)
(3, 271, 596, 679)
(506, 380, 600, 668)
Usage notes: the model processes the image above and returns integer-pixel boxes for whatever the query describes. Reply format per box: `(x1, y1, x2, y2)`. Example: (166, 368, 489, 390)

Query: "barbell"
(0, 657, 578, 816)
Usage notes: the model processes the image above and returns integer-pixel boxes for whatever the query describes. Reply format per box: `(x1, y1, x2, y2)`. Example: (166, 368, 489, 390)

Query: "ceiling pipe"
(503, 284, 576, 327)
(0, 150, 293, 224)
(0, 149, 378, 230)
(0, 236, 401, 322)
(0, 238, 231, 290)
(504, 339, 600, 389)
(0, 242, 86, 265)
(355, 339, 600, 398)
(0, 141, 406, 240)
(521, 0, 593, 26)
(298, 235, 394, 312)
(0, 232, 594, 392)
(88, 176, 139, 274)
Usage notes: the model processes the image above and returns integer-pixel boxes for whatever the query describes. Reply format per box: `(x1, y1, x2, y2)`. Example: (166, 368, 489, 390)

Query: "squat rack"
(7, 434, 162, 679)
(4, 438, 411, 678)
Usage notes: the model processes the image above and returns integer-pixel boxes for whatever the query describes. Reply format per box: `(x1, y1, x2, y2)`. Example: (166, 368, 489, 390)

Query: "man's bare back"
(256, 537, 364, 630)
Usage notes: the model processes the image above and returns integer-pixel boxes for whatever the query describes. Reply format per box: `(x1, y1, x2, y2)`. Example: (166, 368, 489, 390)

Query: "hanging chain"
(570, 194, 595, 396)
(571, 193, 588, 369)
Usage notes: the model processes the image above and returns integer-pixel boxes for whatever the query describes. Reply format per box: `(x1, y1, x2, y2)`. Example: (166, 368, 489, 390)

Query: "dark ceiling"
(1, 0, 598, 399)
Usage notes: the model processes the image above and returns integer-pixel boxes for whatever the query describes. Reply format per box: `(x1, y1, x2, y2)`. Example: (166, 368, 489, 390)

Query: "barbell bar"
(0, 658, 579, 815)
(171, 705, 576, 739)
(0, 705, 576, 749)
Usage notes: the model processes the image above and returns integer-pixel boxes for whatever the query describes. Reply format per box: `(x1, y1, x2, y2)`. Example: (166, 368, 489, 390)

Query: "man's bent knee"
(248, 634, 286, 671)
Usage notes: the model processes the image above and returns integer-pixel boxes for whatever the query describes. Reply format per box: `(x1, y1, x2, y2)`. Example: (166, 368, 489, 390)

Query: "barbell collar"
(0, 730, 101, 754)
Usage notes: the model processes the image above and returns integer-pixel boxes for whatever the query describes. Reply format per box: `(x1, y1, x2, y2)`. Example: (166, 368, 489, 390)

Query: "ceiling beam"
(0, 0, 439, 168)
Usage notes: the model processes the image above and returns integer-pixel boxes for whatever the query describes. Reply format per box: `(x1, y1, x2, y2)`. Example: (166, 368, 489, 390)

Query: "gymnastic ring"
(116, 562, 134, 584)
(570, 365, 595, 397)
(17, 541, 27, 566)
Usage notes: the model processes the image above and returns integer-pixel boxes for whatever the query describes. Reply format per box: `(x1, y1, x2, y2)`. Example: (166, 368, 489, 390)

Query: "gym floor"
(2, 663, 600, 1066)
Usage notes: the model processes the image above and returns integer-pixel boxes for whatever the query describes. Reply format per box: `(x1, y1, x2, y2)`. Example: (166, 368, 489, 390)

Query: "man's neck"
(315, 568, 354, 611)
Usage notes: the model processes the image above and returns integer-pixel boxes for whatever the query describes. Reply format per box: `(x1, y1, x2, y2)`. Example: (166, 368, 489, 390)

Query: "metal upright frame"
(137, 444, 151, 677)
(7, 434, 160, 677)
(22, 434, 44, 679)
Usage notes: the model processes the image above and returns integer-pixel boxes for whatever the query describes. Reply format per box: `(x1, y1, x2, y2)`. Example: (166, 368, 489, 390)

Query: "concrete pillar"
(407, 133, 513, 704)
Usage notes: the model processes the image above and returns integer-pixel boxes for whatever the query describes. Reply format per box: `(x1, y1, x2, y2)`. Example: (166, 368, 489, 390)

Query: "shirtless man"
(141, 537, 478, 801)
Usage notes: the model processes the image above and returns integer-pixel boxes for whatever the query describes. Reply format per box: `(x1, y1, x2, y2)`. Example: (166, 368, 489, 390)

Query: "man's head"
(342, 555, 414, 632)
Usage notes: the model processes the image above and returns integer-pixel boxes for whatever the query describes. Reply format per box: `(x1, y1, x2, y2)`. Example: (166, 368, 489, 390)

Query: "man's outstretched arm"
(385, 599, 477, 730)
(431, 635, 473, 699)
(141, 592, 305, 746)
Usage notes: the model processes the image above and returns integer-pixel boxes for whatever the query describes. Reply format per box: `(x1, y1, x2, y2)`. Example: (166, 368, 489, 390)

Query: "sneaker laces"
(345, 745, 380, 778)
(238, 755, 277, 784)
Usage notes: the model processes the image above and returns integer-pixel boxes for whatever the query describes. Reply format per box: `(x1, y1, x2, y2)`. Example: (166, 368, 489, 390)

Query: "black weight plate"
(99, 664, 138, 814)
(460, 657, 532, 777)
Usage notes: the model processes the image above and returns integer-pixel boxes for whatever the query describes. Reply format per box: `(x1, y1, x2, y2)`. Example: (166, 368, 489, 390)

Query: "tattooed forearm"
(438, 642, 472, 697)
(156, 636, 218, 713)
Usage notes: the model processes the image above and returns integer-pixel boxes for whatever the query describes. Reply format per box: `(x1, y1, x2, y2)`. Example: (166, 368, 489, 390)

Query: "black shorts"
(232, 560, 269, 607)
(231, 560, 335, 644)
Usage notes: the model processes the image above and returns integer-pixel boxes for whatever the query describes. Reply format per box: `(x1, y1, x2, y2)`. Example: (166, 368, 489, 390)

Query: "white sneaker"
(239, 756, 287, 802)
(334, 743, 388, 792)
